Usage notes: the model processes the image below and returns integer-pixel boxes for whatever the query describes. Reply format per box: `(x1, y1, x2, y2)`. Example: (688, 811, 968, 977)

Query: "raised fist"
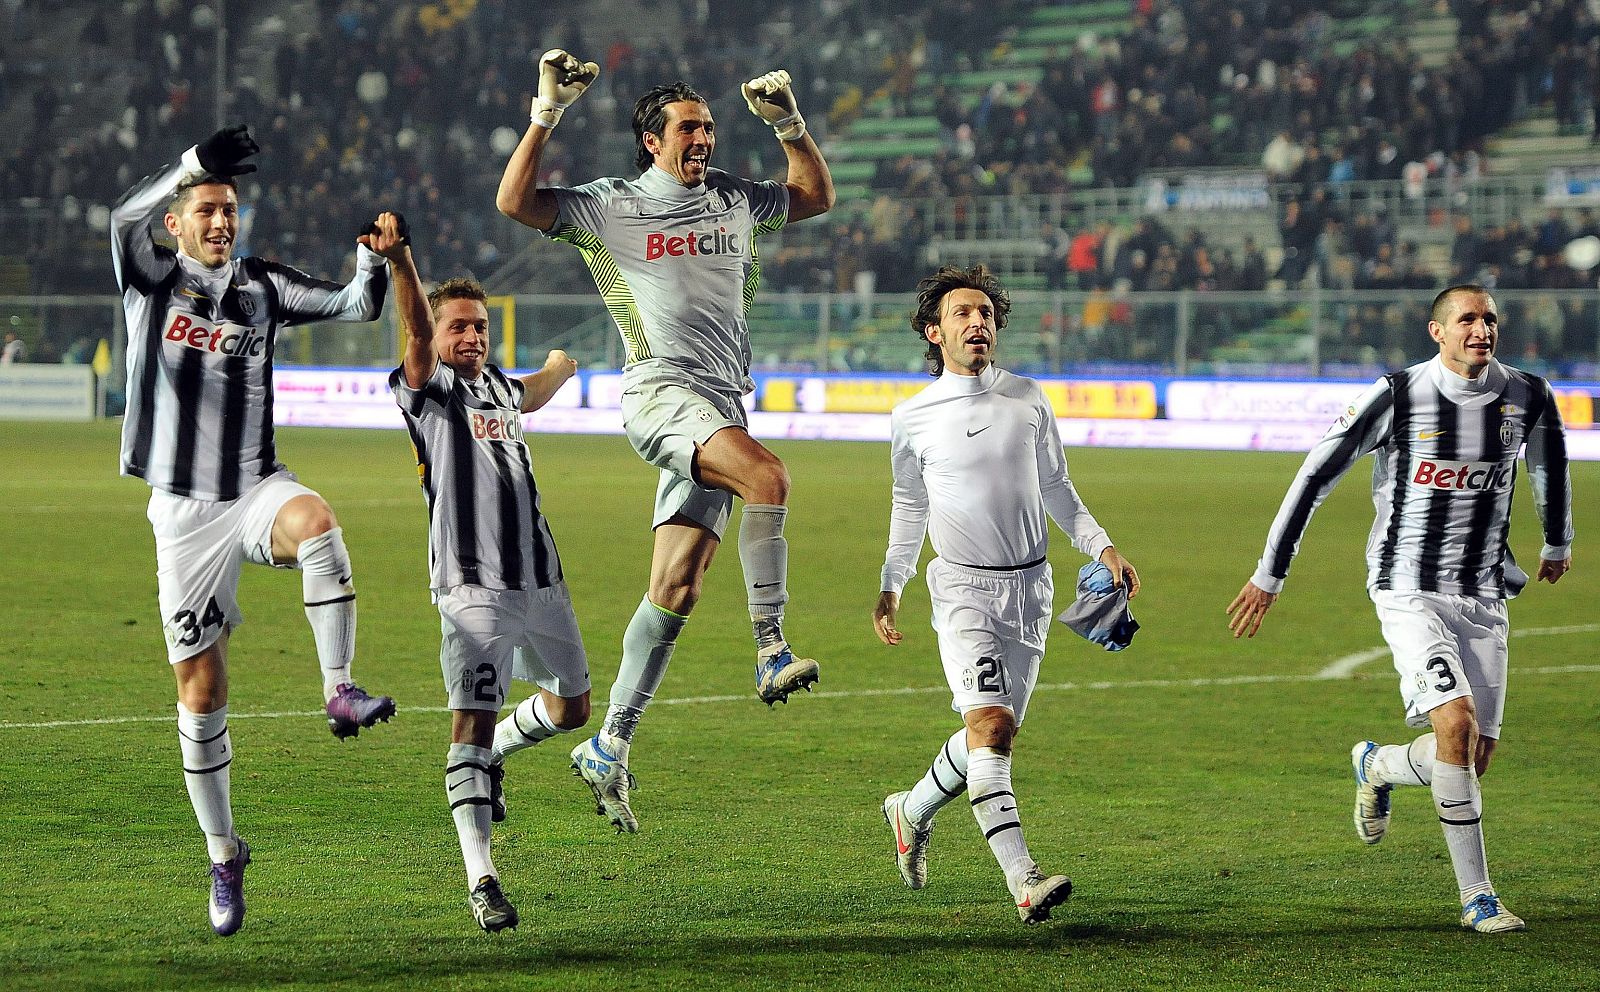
(534, 49, 600, 127)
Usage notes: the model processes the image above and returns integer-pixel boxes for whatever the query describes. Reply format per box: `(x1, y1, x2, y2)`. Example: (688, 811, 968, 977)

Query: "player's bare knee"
(278, 496, 338, 546)
(753, 456, 790, 505)
(1429, 697, 1478, 757)
(545, 693, 591, 730)
(964, 707, 1016, 752)
(649, 577, 701, 615)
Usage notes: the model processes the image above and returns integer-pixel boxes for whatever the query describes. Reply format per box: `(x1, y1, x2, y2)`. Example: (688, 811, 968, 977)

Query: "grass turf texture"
(1, 421, 1596, 991)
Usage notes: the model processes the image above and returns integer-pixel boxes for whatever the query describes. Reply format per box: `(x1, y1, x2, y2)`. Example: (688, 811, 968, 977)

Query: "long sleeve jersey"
(881, 366, 1113, 594)
(1251, 356, 1572, 599)
(112, 146, 387, 500)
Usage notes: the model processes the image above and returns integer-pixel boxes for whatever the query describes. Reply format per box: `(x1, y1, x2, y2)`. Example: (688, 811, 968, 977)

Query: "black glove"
(362, 212, 410, 245)
(196, 124, 260, 178)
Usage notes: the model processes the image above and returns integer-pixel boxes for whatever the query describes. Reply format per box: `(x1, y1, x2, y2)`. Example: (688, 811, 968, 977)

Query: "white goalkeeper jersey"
(881, 366, 1113, 594)
(543, 165, 788, 395)
(112, 147, 388, 501)
(390, 362, 563, 592)
(1251, 356, 1572, 599)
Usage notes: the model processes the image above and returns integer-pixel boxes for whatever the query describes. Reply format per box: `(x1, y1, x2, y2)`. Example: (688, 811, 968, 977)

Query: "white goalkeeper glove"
(741, 69, 806, 142)
(532, 49, 600, 129)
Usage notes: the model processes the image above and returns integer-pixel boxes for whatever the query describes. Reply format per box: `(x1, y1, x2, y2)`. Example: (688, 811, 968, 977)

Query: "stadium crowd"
(3, 0, 1600, 370)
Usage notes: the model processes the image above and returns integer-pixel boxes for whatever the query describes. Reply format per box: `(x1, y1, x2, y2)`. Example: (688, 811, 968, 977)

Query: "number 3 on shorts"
(1425, 657, 1458, 693)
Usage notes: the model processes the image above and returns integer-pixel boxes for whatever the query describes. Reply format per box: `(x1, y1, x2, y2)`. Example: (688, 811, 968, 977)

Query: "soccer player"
(377, 212, 593, 933)
(1227, 284, 1573, 934)
(496, 51, 835, 832)
(873, 265, 1140, 925)
(111, 125, 397, 937)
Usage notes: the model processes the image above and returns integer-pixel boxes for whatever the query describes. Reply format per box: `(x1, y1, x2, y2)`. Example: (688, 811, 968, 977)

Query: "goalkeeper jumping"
(497, 53, 834, 833)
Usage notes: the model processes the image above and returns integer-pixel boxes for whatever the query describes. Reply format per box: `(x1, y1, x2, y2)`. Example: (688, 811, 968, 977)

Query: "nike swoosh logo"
(1439, 799, 1473, 808)
(894, 820, 911, 855)
(1417, 430, 1447, 440)
(448, 779, 468, 791)
(1017, 896, 1032, 908)
(754, 582, 779, 589)
(338, 574, 352, 586)
(998, 805, 1017, 813)
(966, 426, 990, 437)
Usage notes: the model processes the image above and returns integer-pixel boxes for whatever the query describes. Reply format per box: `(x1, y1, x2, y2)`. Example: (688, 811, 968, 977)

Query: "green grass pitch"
(1, 421, 1596, 991)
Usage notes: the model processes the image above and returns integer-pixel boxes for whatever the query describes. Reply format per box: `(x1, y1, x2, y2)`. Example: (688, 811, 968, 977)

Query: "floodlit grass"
(1, 421, 1596, 991)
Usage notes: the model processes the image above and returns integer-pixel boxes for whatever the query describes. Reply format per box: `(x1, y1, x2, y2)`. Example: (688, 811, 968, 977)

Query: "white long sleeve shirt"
(881, 366, 1113, 594)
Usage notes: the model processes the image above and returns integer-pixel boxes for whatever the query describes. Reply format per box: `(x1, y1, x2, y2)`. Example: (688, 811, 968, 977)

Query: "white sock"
(178, 703, 237, 863)
(1371, 733, 1436, 787)
(1432, 761, 1493, 902)
(967, 747, 1035, 896)
(298, 528, 356, 701)
(446, 743, 496, 888)
(603, 598, 686, 756)
(905, 729, 969, 824)
(492, 695, 568, 763)
(739, 504, 789, 632)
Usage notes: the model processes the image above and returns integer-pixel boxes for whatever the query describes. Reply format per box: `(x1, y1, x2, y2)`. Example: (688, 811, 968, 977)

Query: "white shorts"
(147, 471, 317, 664)
(926, 557, 1054, 725)
(621, 370, 745, 539)
(1370, 589, 1509, 739)
(436, 582, 591, 711)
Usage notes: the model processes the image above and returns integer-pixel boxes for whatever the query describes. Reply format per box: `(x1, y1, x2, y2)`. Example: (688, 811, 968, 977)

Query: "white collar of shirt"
(1430, 354, 1504, 407)
(940, 365, 999, 394)
(177, 251, 234, 300)
(637, 165, 710, 202)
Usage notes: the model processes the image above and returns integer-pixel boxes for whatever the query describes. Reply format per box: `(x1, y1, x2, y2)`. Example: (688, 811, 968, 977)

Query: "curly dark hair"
(632, 81, 708, 172)
(426, 276, 488, 317)
(909, 265, 1011, 376)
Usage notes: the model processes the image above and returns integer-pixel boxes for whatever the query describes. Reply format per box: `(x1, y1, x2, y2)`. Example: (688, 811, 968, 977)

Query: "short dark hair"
(909, 265, 1011, 376)
(168, 175, 239, 214)
(427, 276, 488, 318)
(1430, 283, 1490, 325)
(632, 82, 707, 172)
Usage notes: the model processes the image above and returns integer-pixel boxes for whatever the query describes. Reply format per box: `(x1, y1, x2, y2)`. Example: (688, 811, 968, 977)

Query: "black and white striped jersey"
(112, 147, 388, 501)
(390, 362, 564, 592)
(1252, 356, 1572, 599)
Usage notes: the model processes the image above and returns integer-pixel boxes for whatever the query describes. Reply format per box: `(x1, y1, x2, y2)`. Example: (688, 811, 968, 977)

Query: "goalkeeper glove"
(533, 49, 600, 129)
(195, 124, 259, 177)
(741, 70, 806, 142)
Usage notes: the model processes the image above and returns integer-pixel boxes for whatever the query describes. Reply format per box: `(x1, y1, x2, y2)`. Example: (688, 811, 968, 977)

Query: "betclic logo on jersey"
(1410, 459, 1513, 493)
(163, 309, 267, 358)
(644, 226, 743, 261)
(470, 409, 522, 443)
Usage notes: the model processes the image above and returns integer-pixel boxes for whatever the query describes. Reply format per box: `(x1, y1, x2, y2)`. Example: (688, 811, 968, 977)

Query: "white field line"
(4, 662, 1598, 731)
(1315, 623, 1600, 678)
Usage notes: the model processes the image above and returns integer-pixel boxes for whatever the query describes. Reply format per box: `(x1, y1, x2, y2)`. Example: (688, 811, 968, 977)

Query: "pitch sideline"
(5, 633, 1598, 730)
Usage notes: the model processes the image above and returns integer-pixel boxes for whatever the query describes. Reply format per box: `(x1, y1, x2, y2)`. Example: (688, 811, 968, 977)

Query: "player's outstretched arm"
(497, 49, 598, 232)
(518, 350, 578, 413)
(361, 212, 432, 388)
(1226, 581, 1278, 639)
(742, 70, 834, 222)
(1098, 546, 1141, 599)
(873, 590, 903, 646)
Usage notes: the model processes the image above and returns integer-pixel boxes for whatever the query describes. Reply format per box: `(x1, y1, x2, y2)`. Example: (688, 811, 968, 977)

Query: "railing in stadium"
(6, 287, 1597, 384)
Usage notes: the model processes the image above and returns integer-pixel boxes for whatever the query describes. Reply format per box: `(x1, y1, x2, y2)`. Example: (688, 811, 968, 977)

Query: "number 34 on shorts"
(166, 596, 228, 651)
